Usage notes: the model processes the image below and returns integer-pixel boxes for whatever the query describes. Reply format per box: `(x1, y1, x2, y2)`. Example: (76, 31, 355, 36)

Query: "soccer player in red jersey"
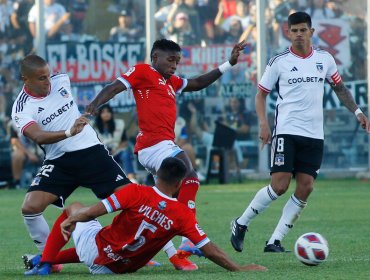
(85, 38, 247, 269)
(24, 157, 266, 275)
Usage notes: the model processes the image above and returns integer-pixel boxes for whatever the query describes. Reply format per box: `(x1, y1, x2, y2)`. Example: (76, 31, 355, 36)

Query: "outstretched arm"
(24, 114, 90, 145)
(200, 242, 266, 272)
(85, 80, 126, 115)
(183, 41, 247, 92)
(332, 81, 370, 133)
(61, 201, 107, 241)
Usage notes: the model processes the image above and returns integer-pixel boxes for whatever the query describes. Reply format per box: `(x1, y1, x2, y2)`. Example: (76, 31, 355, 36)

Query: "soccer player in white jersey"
(230, 12, 370, 253)
(11, 55, 131, 271)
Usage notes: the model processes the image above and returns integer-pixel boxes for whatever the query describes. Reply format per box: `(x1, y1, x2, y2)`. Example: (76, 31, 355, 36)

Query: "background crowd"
(0, 0, 368, 188)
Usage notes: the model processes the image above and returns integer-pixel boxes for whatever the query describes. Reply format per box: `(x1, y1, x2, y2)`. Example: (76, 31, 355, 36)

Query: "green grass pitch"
(0, 179, 369, 279)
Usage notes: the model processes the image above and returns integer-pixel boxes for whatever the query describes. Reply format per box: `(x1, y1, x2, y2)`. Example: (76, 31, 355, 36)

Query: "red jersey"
(95, 184, 209, 273)
(118, 64, 187, 153)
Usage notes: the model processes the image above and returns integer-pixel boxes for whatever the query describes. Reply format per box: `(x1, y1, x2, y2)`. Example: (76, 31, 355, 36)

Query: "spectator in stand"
(305, 0, 336, 19)
(188, 97, 252, 171)
(155, 0, 181, 38)
(167, 12, 199, 46)
(8, 121, 42, 189)
(215, 0, 251, 32)
(93, 104, 137, 183)
(109, 9, 143, 43)
(0, 0, 13, 40)
(10, 0, 34, 55)
(167, 0, 202, 45)
(175, 116, 205, 181)
(28, 0, 70, 42)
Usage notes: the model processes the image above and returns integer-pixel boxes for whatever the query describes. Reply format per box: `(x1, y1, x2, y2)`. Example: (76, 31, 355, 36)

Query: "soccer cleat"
(230, 218, 248, 252)
(264, 240, 290, 253)
(178, 240, 204, 257)
(169, 254, 198, 271)
(22, 254, 41, 270)
(145, 260, 161, 267)
(24, 263, 52, 276)
(22, 254, 63, 273)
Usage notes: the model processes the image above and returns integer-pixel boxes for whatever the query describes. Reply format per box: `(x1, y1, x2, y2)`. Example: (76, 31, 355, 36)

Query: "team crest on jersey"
(188, 200, 195, 209)
(30, 176, 41, 186)
(158, 201, 167, 210)
(274, 153, 285, 166)
(58, 88, 69, 98)
(316, 63, 323, 73)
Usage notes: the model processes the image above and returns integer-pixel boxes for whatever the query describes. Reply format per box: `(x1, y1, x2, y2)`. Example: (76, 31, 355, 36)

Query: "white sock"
(162, 240, 177, 258)
(268, 194, 307, 244)
(237, 185, 278, 226)
(23, 213, 50, 252)
(181, 237, 190, 243)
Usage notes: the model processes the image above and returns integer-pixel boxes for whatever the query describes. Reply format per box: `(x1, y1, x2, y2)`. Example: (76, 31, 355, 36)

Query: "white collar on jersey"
(153, 186, 177, 201)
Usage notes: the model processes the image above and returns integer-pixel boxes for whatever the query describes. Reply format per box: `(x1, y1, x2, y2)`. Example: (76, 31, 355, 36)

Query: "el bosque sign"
(46, 42, 145, 84)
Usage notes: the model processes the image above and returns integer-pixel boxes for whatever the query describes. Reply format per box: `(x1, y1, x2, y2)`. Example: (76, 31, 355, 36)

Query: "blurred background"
(0, 0, 368, 187)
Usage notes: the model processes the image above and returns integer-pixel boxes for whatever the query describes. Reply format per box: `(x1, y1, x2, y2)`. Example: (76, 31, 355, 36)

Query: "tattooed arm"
(331, 81, 370, 133)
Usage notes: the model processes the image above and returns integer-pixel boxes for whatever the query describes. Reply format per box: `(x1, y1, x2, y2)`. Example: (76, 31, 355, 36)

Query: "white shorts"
(72, 220, 113, 274)
(138, 140, 183, 175)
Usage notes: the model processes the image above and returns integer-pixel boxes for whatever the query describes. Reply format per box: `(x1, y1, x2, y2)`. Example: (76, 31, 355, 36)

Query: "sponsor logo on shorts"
(274, 153, 285, 166)
(30, 176, 41, 186)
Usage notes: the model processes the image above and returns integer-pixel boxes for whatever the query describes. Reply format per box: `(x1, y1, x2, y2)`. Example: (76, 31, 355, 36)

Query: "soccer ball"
(294, 232, 329, 266)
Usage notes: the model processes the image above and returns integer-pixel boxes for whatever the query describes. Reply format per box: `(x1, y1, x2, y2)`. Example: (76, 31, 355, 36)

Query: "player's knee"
(271, 184, 289, 196)
(21, 197, 47, 215)
(21, 203, 44, 215)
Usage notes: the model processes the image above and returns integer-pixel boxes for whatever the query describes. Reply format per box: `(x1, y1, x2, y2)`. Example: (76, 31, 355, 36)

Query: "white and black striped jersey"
(11, 73, 100, 160)
(258, 47, 342, 140)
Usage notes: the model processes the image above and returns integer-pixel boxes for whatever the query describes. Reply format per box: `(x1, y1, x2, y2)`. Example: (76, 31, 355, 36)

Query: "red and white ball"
(294, 232, 329, 266)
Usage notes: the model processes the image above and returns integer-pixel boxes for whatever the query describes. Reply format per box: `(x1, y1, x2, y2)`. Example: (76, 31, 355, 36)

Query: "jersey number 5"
(122, 220, 157, 252)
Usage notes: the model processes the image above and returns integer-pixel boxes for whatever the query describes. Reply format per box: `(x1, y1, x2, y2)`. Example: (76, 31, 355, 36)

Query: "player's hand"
(70, 114, 90, 136)
(259, 123, 271, 150)
(85, 103, 98, 116)
(229, 40, 248, 66)
(238, 264, 267, 272)
(60, 219, 76, 241)
(356, 113, 370, 133)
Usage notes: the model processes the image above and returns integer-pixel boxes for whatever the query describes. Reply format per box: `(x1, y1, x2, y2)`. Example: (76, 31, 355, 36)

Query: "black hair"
(150, 39, 181, 61)
(157, 157, 187, 185)
(20, 55, 47, 76)
(288, 11, 312, 28)
(95, 104, 116, 136)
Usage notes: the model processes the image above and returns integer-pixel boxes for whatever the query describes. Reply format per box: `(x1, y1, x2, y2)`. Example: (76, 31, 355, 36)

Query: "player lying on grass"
(24, 158, 267, 275)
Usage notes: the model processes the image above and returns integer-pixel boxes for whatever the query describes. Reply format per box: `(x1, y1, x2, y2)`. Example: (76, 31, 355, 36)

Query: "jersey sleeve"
(169, 75, 187, 94)
(258, 58, 280, 93)
(11, 103, 37, 135)
(101, 184, 142, 213)
(179, 210, 210, 249)
(325, 54, 342, 85)
(117, 65, 145, 90)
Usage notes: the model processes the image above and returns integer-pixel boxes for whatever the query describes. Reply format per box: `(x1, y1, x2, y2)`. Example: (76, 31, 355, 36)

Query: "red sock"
(54, 248, 80, 264)
(177, 177, 200, 215)
(41, 210, 70, 263)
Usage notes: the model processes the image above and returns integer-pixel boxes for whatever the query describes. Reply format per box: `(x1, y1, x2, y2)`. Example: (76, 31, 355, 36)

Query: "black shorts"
(28, 144, 131, 207)
(270, 134, 324, 179)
